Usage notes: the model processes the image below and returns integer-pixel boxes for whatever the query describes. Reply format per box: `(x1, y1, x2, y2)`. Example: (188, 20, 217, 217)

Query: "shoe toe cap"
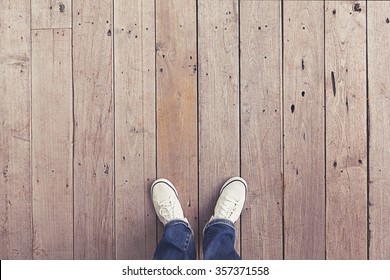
(223, 181, 247, 201)
(152, 180, 177, 198)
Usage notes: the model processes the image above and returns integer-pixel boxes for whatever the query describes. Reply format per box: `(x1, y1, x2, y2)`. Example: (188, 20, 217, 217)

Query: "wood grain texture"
(2, 0, 388, 260)
(368, 0, 390, 260)
(156, 0, 198, 249)
(114, 0, 156, 260)
(0, 0, 32, 260)
(31, 0, 72, 29)
(198, 0, 240, 257)
(73, 0, 114, 259)
(240, 0, 283, 260)
(325, 0, 367, 260)
(283, 0, 325, 259)
(32, 29, 73, 259)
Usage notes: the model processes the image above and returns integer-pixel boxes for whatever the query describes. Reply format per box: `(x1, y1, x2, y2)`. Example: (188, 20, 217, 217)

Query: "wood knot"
(103, 164, 109, 174)
(352, 2, 362, 13)
(59, 3, 65, 13)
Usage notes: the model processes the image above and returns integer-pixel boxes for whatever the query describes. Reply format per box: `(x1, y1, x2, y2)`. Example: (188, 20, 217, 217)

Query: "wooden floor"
(1, 0, 390, 260)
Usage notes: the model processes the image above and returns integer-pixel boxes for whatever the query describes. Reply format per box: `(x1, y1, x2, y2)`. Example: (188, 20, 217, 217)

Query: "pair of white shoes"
(151, 177, 247, 226)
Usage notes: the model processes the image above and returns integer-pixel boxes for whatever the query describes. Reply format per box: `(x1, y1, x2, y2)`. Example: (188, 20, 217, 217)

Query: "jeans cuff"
(203, 218, 235, 235)
(165, 219, 194, 236)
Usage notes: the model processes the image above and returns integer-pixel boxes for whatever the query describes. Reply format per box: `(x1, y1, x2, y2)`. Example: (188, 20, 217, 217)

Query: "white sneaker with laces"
(209, 177, 248, 224)
(151, 178, 187, 225)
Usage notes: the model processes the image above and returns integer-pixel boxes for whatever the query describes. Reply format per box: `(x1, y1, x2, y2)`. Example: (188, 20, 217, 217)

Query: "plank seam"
(31, 27, 72, 31)
(141, 0, 145, 259)
(141, 0, 145, 260)
(238, 0, 243, 259)
(281, 0, 285, 260)
(30, 0, 34, 260)
(154, 0, 159, 250)
(71, 0, 75, 261)
(196, 0, 201, 259)
(323, 0, 327, 260)
(365, 0, 370, 260)
(112, 0, 116, 260)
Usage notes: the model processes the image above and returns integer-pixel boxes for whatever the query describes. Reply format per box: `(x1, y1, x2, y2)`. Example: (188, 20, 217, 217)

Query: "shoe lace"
(219, 197, 238, 218)
(158, 198, 175, 220)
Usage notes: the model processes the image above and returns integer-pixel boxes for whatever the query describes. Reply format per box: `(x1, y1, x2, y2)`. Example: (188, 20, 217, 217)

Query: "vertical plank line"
(71, 0, 75, 261)
(112, 0, 116, 259)
(323, 0, 327, 260)
(140, 0, 145, 258)
(29, 0, 34, 260)
(141, 0, 145, 258)
(365, 0, 370, 260)
(154, 0, 158, 247)
(196, 0, 200, 257)
(238, 0, 242, 258)
(281, 0, 285, 260)
(154, 0, 158, 255)
(154, 0, 159, 252)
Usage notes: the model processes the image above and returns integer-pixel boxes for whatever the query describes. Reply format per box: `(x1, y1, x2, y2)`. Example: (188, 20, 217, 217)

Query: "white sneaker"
(209, 177, 248, 224)
(151, 178, 187, 225)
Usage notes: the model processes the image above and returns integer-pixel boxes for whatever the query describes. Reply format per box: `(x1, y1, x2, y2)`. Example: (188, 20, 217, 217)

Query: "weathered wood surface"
(32, 29, 73, 259)
(325, 0, 367, 260)
(156, 0, 198, 251)
(240, 0, 283, 260)
(0, 0, 32, 260)
(114, 0, 156, 260)
(1, 0, 389, 260)
(283, 0, 326, 259)
(31, 0, 72, 29)
(73, 0, 114, 259)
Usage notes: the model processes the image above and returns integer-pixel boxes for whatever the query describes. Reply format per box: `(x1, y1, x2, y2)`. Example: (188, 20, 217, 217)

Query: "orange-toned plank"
(156, 0, 198, 252)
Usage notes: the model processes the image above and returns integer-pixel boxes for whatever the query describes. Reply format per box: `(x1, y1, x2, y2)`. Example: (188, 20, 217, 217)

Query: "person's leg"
(202, 177, 247, 260)
(151, 178, 196, 260)
(203, 219, 239, 260)
(154, 219, 196, 260)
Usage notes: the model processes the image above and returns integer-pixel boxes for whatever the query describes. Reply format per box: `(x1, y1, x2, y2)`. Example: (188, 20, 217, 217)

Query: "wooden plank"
(240, 0, 283, 259)
(198, 0, 240, 257)
(156, 0, 198, 250)
(325, 0, 367, 260)
(0, 1, 32, 260)
(73, 0, 114, 259)
(31, 0, 72, 29)
(368, 0, 390, 260)
(32, 29, 73, 259)
(114, 0, 156, 259)
(283, 1, 325, 259)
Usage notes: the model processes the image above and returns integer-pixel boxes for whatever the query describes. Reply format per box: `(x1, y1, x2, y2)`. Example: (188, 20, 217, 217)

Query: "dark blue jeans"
(153, 219, 240, 260)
